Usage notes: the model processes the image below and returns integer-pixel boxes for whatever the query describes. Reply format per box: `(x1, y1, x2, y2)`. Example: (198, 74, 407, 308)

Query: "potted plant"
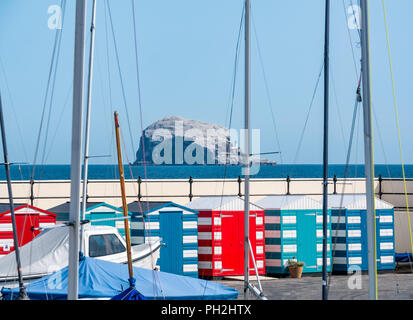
(287, 258, 304, 279)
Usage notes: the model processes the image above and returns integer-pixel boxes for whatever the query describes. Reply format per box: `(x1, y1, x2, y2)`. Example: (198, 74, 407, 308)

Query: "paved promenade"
(220, 267, 413, 300)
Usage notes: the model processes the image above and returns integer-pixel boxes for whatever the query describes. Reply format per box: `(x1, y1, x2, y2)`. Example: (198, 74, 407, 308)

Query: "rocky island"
(134, 116, 277, 166)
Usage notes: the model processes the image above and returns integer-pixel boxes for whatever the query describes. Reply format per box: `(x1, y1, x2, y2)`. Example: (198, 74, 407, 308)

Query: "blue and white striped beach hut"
(254, 195, 332, 275)
(48, 202, 130, 237)
(129, 201, 199, 278)
(328, 194, 395, 273)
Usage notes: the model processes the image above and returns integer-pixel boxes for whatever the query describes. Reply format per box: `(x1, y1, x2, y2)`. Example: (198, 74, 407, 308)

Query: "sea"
(1, 164, 413, 180)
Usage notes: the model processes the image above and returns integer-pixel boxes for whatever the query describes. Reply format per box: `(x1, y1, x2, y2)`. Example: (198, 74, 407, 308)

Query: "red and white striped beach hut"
(185, 196, 265, 278)
(0, 203, 57, 256)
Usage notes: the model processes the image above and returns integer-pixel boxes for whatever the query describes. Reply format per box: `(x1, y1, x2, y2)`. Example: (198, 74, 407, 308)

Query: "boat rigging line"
(292, 60, 324, 167)
(381, 0, 413, 263)
(30, 0, 67, 184)
(342, 0, 361, 81)
(0, 56, 29, 164)
(327, 75, 362, 294)
(251, 12, 283, 167)
(214, 1, 243, 230)
(0, 92, 29, 300)
(380, 0, 413, 277)
(129, 5, 161, 296)
(106, 1, 136, 158)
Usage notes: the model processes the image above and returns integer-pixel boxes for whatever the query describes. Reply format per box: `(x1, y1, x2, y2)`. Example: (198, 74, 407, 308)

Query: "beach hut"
(185, 196, 266, 278)
(328, 194, 395, 273)
(0, 203, 56, 256)
(129, 201, 199, 278)
(48, 202, 130, 237)
(254, 195, 332, 275)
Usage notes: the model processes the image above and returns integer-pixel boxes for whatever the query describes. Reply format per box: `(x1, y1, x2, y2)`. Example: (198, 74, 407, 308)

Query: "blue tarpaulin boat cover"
(110, 278, 147, 300)
(110, 285, 147, 300)
(395, 253, 413, 263)
(1, 257, 238, 300)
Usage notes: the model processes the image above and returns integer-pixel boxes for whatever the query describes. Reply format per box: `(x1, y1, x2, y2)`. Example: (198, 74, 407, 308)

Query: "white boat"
(0, 224, 161, 282)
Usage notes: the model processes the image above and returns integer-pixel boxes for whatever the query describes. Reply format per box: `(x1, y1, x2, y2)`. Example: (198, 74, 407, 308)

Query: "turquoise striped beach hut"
(254, 195, 332, 275)
(48, 202, 130, 237)
(129, 201, 199, 278)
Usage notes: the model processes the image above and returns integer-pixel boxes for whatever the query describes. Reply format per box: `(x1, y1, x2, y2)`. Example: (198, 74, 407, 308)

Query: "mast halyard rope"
(251, 13, 283, 167)
(106, 1, 136, 158)
(31, 0, 66, 183)
(217, 2, 244, 205)
(0, 57, 29, 164)
(198, 2, 245, 298)
(381, 0, 413, 271)
(292, 61, 324, 166)
(129, 0, 165, 299)
(327, 78, 362, 295)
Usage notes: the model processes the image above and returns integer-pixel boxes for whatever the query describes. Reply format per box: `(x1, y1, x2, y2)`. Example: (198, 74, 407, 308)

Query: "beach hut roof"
(0, 203, 27, 213)
(0, 203, 56, 217)
(254, 195, 323, 210)
(185, 196, 263, 211)
(127, 201, 198, 215)
(48, 201, 123, 214)
(327, 194, 394, 210)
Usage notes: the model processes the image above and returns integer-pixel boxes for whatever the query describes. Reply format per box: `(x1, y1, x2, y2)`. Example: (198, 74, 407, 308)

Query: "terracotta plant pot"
(288, 265, 304, 279)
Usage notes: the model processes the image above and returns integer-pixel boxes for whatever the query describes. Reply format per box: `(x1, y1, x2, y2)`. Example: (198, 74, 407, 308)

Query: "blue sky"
(0, 0, 412, 165)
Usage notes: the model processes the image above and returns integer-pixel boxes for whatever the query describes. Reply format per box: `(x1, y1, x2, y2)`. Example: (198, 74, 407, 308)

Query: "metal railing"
(0, 174, 410, 209)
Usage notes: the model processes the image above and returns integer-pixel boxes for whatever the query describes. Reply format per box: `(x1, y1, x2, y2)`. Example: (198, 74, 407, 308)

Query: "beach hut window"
(89, 234, 126, 258)
(380, 256, 394, 264)
(348, 257, 362, 265)
(379, 215, 393, 224)
(347, 230, 361, 238)
(347, 216, 361, 224)
(380, 242, 394, 250)
(348, 243, 362, 251)
(380, 229, 393, 237)
(282, 216, 296, 224)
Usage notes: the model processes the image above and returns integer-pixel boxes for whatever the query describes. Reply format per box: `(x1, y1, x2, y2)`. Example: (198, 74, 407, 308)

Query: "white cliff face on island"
(135, 116, 276, 166)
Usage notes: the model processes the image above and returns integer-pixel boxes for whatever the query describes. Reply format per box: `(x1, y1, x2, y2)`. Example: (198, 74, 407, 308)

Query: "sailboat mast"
(322, 0, 330, 301)
(114, 112, 134, 280)
(68, 0, 87, 301)
(359, 0, 377, 300)
(243, 0, 251, 300)
(80, 0, 98, 252)
(0, 93, 28, 300)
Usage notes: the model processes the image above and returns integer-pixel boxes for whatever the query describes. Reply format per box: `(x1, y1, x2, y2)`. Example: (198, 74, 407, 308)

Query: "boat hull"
(0, 240, 162, 283)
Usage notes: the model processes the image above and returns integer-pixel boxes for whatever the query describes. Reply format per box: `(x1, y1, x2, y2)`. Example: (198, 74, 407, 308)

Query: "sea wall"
(1, 177, 412, 253)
